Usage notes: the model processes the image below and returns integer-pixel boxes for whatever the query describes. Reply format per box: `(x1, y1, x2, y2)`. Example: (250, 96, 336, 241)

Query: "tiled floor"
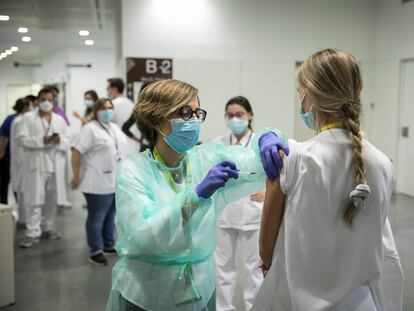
(1, 194, 413, 311)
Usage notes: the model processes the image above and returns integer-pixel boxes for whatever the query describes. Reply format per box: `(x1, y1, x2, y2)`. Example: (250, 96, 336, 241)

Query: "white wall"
(64, 48, 116, 135)
(122, 0, 378, 141)
(371, 0, 414, 193)
(0, 62, 33, 119)
(31, 47, 116, 135)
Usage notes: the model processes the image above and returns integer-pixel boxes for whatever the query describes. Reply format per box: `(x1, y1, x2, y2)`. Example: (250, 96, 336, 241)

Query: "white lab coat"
(9, 114, 25, 192)
(215, 130, 264, 311)
(15, 111, 70, 206)
(112, 96, 139, 156)
(215, 131, 262, 230)
(253, 129, 403, 311)
(72, 120, 128, 194)
(112, 96, 134, 128)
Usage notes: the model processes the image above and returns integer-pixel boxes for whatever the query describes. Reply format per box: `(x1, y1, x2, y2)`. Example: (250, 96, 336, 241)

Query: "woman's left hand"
(259, 260, 269, 277)
(250, 190, 266, 203)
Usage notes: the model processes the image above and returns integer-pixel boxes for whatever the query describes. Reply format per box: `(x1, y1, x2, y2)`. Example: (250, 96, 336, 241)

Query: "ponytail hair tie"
(349, 184, 371, 210)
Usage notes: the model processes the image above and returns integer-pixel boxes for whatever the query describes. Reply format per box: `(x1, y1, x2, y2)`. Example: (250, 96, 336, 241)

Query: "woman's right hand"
(196, 160, 239, 199)
(70, 175, 81, 190)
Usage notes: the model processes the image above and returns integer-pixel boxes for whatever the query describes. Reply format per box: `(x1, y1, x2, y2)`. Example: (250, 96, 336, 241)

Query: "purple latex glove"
(196, 160, 239, 199)
(258, 131, 289, 181)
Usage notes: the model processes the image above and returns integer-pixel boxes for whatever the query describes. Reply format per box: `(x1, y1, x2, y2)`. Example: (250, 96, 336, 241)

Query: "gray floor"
(1, 194, 413, 311)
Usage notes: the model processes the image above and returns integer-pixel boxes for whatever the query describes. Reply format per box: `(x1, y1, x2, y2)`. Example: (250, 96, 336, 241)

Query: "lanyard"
(152, 146, 192, 193)
(318, 121, 343, 133)
(40, 115, 52, 135)
(97, 121, 119, 155)
(230, 130, 253, 147)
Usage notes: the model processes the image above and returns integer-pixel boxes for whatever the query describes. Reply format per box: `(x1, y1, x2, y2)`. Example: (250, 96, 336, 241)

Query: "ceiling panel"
(0, 0, 118, 62)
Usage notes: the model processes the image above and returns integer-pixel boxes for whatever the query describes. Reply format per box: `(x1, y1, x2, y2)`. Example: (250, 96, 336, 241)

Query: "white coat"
(253, 129, 403, 311)
(72, 120, 128, 195)
(9, 114, 25, 192)
(112, 96, 139, 156)
(215, 131, 262, 230)
(15, 111, 70, 206)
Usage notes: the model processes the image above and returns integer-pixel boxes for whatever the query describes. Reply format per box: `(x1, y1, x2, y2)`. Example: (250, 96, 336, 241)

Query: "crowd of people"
(0, 49, 405, 311)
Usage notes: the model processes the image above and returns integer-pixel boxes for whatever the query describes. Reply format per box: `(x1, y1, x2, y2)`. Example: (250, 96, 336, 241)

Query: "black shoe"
(103, 248, 117, 256)
(89, 253, 108, 266)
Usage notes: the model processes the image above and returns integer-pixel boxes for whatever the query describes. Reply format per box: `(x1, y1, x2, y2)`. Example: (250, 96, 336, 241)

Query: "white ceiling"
(0, 0, 118, 62)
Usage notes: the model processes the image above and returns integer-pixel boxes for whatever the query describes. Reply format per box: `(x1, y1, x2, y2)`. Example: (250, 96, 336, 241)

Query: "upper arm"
(259, 176, 285, 267)
(72, 126, 94, 154)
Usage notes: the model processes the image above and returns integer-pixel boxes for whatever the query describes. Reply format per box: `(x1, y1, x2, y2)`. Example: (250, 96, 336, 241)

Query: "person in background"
(214, 96, 265, 311)
(71, 98, 128, 266)
(73, 90, 98, 126)
(47, 85, 70, 126)
(9, 97, 32, 227)
(0, 98, 30, 204)
(107, 78, 133, 127)
(121, 81, 153, 152)
(24, 94, 37, 109)
(105, 79, 288, 311)
(254, 49, 403, 310)
(16, 88, 70, 248)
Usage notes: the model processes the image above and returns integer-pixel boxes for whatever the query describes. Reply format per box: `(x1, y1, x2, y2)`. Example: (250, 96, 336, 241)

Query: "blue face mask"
(299, 95, 316, 130)
(98, 109, 115, 123)
(160, 118, 200, 154)
(107, 90, 113, 100)
(84, 99, 94, 108)
(227, 117, 249, 135)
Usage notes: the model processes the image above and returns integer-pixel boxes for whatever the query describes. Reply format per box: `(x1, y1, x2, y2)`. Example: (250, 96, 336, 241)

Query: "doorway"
(397, 60, 414, 197)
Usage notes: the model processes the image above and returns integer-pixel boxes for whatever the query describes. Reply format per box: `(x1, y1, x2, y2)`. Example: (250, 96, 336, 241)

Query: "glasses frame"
(179, 106, 207, 123)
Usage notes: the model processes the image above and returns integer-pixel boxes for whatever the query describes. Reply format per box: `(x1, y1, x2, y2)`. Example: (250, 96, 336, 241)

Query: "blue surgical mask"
(299, 95, 316, 130)
(84, 99, 94, 108)
(160, 118, 200, 154)
(98, 109, 115, 123)
(226, 117, 249, 135)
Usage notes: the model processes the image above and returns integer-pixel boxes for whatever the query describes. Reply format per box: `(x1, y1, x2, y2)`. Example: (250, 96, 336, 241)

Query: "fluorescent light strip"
(18, 27, 28, 33)
(22, 36, 31, 42)
(0, 15, 10, 21)
(79, 30, 89, 36)
(85, 39, 94, 46)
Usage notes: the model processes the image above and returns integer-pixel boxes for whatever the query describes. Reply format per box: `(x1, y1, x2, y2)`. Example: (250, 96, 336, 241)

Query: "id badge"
(173, 264, 202, 306)
(173, 287, 202, 306)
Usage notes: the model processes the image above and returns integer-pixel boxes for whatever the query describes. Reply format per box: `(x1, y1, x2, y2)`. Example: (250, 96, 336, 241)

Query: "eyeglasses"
(224, 112, 246, 120)
(179, 106, 207, 123)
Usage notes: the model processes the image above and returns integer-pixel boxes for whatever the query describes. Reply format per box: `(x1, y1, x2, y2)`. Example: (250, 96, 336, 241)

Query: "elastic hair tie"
(349, 184, 371, 210)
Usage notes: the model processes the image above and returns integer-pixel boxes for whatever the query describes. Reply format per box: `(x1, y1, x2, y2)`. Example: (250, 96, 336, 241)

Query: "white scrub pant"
(215, 227, 263, 311)
(16, 192, 27, 223)
(26, 173, 57, 238)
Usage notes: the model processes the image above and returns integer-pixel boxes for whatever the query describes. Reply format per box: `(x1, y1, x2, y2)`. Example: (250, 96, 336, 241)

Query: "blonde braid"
(343, 105, 366, 226)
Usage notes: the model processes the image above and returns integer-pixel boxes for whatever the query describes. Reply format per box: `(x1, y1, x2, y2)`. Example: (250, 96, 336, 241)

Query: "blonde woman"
(254, 49, 403, 310)
(106, 79, 288, 311)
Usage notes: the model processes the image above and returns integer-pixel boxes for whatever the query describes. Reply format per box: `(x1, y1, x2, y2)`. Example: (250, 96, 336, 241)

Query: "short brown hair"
(134, 79, 198, 147)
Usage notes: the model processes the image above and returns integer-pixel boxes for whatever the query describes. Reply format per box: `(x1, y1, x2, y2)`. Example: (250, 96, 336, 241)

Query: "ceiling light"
(5, 50, 12, 55)
(1, 53, 6, 57)
(85, 39, 94, 46)
(11, 46, 18, 52)
(18, 27, 28, 33)
(0, 15, 10, 21)
(79, 30, 89, 36)
(22, 36, 31, 42)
